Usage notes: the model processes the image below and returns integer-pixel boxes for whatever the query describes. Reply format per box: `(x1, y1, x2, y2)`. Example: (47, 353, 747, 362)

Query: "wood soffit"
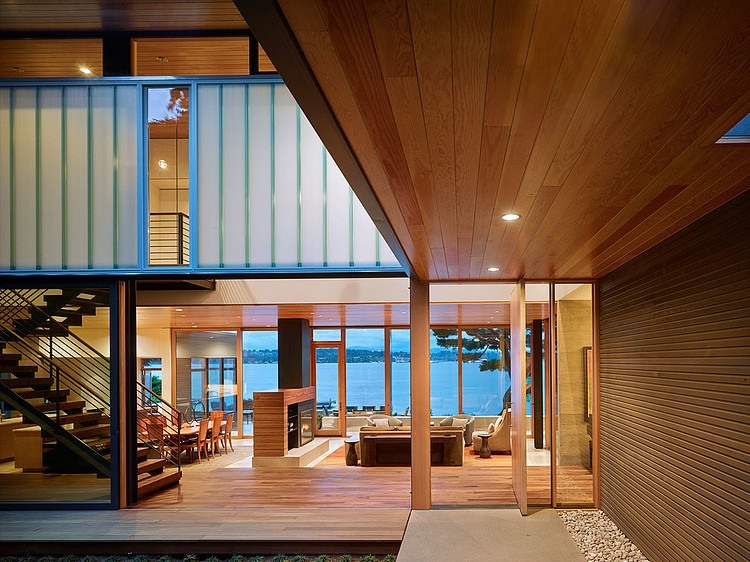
(253, 0, 750, 281)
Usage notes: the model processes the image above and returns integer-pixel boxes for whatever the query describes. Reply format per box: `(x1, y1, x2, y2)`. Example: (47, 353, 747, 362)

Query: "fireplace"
(287, 399, 315, 450)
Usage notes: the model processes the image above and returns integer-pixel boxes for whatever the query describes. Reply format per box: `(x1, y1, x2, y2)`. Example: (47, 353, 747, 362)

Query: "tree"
(432, 327, 513, 411)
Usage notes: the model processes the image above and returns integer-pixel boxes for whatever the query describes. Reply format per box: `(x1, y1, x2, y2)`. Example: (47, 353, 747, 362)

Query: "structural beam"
(410, 278, 430, 509)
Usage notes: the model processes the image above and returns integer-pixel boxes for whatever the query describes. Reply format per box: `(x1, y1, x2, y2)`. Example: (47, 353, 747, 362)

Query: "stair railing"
(136, 381, 183, 469)
(0, 289, 111, 420)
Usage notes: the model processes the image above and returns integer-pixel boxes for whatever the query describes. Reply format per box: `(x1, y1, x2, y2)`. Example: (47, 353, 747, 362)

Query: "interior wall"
(599, 191, 750, 562)
(556, 295, 592, 467)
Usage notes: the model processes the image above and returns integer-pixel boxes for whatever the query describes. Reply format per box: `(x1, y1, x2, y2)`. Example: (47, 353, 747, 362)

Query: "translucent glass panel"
(430, 329, 458, 416)
(389, 329, 410, 416)
(241, 330, 279, 435)
(0, 86, 138, 271)
(345, 329, 385, 414)
(195, 83, 400, 269)
(554, 283, 594, 506)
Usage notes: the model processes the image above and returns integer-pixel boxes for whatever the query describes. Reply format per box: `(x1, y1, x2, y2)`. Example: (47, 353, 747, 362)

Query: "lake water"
(243, 361, 529, 417)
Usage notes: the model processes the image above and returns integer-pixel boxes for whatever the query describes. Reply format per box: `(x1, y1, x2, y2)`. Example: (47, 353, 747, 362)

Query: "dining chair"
(220, 412, 235, 453)
(210, 414, 224, 457)
(195, 418, 210, 464)
(210, 410, 224, 420)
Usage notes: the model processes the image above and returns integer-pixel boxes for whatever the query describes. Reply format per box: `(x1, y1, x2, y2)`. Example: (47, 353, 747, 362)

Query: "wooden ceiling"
(243, 0, 750, 281)
(134, 302, 550, 330)
(0, 39, 103, 78)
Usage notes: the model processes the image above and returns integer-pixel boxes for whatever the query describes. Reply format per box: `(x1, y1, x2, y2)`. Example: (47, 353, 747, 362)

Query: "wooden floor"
(137, 438, 594, 509)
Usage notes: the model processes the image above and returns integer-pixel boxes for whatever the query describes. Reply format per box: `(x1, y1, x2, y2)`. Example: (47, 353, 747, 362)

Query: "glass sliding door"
(430, 328, 459, 416)
(241, 330, 278, 436)
(345, 329, 385, 420)
(552, 283, 594, 507)
(313, 343, 343, 435)
(389, 329, 410, 416)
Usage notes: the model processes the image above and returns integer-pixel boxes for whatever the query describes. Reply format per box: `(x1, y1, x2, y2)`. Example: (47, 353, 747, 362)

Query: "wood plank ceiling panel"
(0, 39, 102, 78)
(132, 37, 250, 76)
(271, 0, 750, 281)
(0, 0, 248, 32)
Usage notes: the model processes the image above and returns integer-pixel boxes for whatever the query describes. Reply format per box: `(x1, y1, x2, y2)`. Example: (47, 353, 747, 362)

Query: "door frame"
(311, 340, 346, 437)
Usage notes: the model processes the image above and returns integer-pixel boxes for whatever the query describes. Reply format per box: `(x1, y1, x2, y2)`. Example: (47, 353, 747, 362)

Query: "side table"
(345, 436, 359, 466)
(477, 432, 491, 459)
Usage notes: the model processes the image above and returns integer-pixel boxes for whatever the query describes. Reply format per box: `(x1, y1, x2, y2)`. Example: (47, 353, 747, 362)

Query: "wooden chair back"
(222, 412, 235, 452)
(210, 414, 223, 457)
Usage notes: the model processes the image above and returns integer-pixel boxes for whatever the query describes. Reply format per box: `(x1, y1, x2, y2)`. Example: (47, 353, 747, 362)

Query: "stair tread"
(0, 353, 22, 363)
(69, 423, 110, 438)
(137, 469, 182, 497)
(16, 388, 71, 400)
(55, 412, 102, 425)
(138, 458, 167, 475)
(36, 400, 86, 413)
(0, 377, 52, 389)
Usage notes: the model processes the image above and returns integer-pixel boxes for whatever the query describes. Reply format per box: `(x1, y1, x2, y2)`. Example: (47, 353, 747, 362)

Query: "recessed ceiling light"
(501, 213, 520, 221)
(175, 308, 183, 312)
(488, 267, 500, 272)
(158, 159, 168, 169)
(80, 66, 92, 75)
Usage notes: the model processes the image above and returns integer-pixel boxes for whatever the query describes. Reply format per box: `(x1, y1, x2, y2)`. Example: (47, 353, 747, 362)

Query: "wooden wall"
(599, 191, 750, 562)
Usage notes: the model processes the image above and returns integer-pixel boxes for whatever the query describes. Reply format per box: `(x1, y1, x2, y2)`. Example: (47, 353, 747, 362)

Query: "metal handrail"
(149, 212, 189, 266)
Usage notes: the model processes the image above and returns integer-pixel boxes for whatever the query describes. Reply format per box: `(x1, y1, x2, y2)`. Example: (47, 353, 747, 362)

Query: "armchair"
(439, 414, 475, 446)
(366, 414, 403, 427)
(472, 409, 511, 453)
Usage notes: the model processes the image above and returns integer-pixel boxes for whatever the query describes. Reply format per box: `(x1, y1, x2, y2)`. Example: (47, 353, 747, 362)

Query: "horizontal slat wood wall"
(599, 191, 750, 562)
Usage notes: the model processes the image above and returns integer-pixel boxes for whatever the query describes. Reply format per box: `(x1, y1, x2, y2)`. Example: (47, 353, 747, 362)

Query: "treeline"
(242, 348, 461, 364)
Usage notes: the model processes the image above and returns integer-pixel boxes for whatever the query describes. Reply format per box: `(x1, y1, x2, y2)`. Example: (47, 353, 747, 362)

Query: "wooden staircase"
(0, 289, 182, 499)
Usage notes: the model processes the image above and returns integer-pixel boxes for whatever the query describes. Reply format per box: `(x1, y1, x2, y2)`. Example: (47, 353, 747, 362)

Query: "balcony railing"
(149, 212, 189, 266)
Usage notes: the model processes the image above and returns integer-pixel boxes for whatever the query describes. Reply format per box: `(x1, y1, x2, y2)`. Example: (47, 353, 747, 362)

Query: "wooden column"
(511, 281, 528, 515)
(410, 278, 431, 509)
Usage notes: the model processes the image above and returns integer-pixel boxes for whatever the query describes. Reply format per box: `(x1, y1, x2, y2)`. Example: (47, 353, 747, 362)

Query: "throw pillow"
(372, 418, 390, 427)
(451, 418, 469, 427)
(487, 422, 496, 434)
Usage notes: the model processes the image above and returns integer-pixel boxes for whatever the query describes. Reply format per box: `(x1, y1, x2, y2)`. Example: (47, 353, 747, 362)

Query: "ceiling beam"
(233, 0, 414, 278)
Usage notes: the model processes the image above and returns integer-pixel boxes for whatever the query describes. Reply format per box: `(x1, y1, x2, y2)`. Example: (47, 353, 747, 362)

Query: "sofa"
(365, 414, 404, 427)
(358, 425, 464, 466)
(438, 414, 475, 446)
(472, 409, 511, 453)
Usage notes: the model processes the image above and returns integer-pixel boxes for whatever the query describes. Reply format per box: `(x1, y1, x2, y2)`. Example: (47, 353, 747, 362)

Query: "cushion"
(451, 418, 469, 427)
(439, 417, 453, 427)
(487, 422, 496, 434)
(372, 418, 390, 427)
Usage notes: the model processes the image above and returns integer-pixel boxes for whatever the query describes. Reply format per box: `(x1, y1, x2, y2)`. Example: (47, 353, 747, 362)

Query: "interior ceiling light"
(79, 66, 92, 75)
(488, 267, 500, 272)
(158, 159, 168, 169)
(501, 213, 520, 221)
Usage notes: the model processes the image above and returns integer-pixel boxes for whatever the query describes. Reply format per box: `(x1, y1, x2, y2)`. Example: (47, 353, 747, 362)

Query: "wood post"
(410, 278, 431, 509)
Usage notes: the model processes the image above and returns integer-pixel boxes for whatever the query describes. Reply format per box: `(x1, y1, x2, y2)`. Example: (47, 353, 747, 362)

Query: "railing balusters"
(149, 212, 189, 266)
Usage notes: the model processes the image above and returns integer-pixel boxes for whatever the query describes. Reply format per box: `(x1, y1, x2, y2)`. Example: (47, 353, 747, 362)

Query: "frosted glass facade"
(0, 79, 401, 273)
(0, 85, 139, 271)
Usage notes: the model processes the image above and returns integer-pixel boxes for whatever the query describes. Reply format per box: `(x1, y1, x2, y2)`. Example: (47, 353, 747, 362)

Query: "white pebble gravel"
(559, 509, 649, 562)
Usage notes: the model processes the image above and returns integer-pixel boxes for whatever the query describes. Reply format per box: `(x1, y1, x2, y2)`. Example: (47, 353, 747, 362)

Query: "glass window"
(147, 87, 190, 266)
(461, 328, 510, 416)
(140, 358, 163, 406)
(345, 329, 385, 414)
(313, 329, 341, 341)
(430, 329, 458, 416)
(242, 330, 279, 435)
(389, 329, 410, 416)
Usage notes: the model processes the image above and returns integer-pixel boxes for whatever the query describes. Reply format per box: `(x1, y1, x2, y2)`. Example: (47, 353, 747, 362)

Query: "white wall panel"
(91, 86, 115, 268)
(0, 89, 10, 268)
(326, 155, 351, 266)
(221, 84, 248, 267)
(352, 194, 376, 265)
(114, 86, 139, 268)
(39, 88, 63, 269)
(273, 85, 299, 267)
(248, 84, 273, 266)
(300, 113, 324, 266)
(65, 87, 89, 269)
(12, 88, 37, 269)
(197, 85, 220, 267)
